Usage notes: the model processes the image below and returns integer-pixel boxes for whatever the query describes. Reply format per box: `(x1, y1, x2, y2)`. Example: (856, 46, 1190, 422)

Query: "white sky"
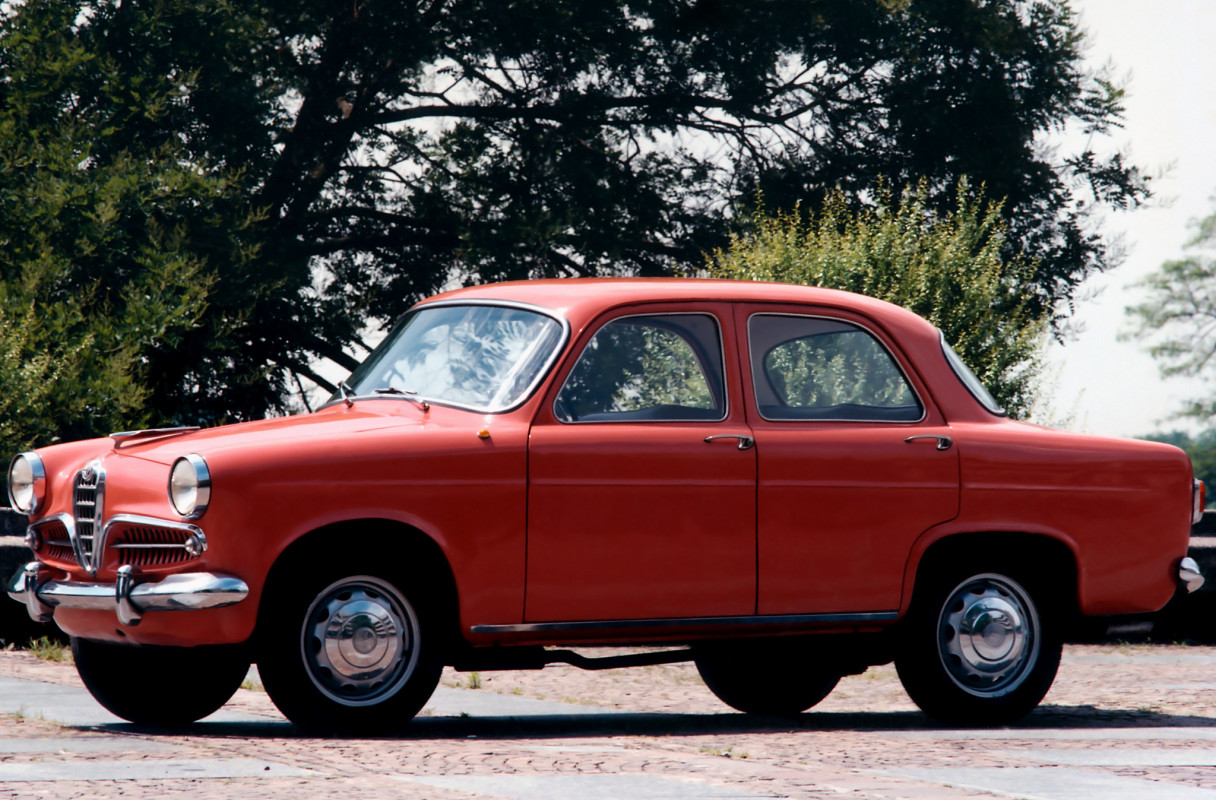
(1044, 0, 1216, 437)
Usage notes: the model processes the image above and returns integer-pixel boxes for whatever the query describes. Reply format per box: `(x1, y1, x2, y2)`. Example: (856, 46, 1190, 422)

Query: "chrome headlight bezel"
(168, 454, 211, 519)
(8, 452, 46, 514)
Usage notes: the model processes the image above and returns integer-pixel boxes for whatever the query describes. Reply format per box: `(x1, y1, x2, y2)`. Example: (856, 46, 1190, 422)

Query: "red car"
(6, 279, 1205, 731)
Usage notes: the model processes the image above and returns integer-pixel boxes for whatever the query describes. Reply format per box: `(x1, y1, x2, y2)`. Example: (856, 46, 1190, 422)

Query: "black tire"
(895, 566, 1062, 726)
(71, 638, 249, 727)
(694, 642, 841, 715)
(256, 569, 443, 734)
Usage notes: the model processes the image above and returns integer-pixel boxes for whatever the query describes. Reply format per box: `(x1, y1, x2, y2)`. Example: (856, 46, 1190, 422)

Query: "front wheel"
(895, 568, 1061, 726)
(257, 571, 443, 734)
(72, 638, 249, 727)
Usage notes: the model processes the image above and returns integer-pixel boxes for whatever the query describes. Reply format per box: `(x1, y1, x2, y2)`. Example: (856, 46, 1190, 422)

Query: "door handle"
(904, 434, 953, 451)
(704, 434, 755, 451)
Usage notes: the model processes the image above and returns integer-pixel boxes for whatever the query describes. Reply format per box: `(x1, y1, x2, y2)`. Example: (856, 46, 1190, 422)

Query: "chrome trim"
(747, 312, 928, 424)
(116, 564, 141, 625)
(71, 461, 105, 575)
(7, 561, 249, 626)
(941, 331, 1007, 417)
(1180, 557, 1205, 593)
(7, 452, 46, 514)
(104, 514, 207, 566)
(109, 426, 200, 440)
(12, 564, 53, 622)
(168, 454, 211, 519)
(470, 610, 899, 636)
(319, 299, 572, 415)
(936, 572, 1039, 697)
(30, 513, 74, 550)
(338, 380, 355, 408)
(905, 434, 953, 451)
(704, 434, 755, 451)
(555, 311, 730, 425)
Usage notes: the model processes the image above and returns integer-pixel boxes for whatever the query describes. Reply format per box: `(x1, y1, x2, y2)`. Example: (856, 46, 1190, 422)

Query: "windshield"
(337, 303, 567, 412)
(941, 334, 1006, 416)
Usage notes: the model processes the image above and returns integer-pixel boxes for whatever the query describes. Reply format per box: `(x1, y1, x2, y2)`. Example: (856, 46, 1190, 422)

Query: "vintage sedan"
(7, 279, 1205, 730)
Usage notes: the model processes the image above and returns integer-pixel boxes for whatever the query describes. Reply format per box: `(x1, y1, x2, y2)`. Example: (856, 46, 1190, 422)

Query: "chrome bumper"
(7, 562, 249, 627)
(1180, 557, 1205, 593)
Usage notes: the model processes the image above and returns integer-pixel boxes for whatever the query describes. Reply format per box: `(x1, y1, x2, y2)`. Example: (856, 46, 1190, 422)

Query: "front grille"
(34, 519, 74, 565)
(72, 464, 103, 572)
(108, 521, 199, 568)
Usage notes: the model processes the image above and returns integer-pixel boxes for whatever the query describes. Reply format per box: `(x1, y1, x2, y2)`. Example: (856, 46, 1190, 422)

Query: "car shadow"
(87, 704, 1216, 741)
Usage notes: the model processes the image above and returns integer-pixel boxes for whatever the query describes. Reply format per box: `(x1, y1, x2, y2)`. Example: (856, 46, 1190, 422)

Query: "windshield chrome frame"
(320, 299, 571, 415)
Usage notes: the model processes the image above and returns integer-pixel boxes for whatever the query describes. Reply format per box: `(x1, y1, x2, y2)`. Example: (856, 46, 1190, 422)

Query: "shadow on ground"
(85, 705, 1216, 742)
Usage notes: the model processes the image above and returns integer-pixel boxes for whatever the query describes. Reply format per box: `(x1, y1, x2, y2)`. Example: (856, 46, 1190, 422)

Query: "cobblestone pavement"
(0, 644, 1215, 798)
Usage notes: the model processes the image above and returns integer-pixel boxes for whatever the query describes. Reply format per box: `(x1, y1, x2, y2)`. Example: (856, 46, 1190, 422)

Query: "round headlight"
(169, 454, 211, 519)
(8, 453, 46, 514)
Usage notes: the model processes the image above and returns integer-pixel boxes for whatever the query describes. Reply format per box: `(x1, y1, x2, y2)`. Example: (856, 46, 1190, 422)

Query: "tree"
(706, 182, 1045, 417)
(0, 2, 233, 454)
(1128, 202, 1216, 420)
(1, 0, 1143, 430)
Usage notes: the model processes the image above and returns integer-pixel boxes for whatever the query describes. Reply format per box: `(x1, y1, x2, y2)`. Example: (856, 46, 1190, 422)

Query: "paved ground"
(0, 644, 1213, 798)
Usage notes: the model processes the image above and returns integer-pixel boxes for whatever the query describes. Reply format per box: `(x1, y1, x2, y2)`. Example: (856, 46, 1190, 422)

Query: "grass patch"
(26, 636, 69, 663)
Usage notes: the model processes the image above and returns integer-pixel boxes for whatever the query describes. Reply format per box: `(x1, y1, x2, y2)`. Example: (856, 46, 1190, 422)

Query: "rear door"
(740, 306, 960, 615)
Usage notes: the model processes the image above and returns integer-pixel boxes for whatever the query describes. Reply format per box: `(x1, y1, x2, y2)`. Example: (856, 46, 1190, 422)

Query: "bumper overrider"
(8, 562, 249, 627)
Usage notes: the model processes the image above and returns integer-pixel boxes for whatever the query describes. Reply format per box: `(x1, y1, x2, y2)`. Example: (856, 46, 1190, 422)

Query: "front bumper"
(7, 562, 249, 627)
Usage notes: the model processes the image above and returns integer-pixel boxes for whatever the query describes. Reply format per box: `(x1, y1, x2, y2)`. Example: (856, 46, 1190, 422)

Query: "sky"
(1044, 0, 1216, 437)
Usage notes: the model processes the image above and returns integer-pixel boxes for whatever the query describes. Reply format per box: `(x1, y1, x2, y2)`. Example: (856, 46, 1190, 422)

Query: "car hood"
(108, 402, 436, 466)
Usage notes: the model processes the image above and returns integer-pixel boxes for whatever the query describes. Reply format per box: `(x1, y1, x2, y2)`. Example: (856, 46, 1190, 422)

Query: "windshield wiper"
(373, 386, 430, 411)
(337, 381, 356, 407)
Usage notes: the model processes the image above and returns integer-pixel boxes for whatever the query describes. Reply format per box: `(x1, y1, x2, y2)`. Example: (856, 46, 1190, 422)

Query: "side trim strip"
(471, 611, 899, 636)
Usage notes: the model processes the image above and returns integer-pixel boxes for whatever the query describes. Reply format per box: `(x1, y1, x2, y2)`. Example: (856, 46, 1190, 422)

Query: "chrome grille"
(109, 522, 197, 567)
(72, 463, 104, 572)
(34, 519, 74, 565)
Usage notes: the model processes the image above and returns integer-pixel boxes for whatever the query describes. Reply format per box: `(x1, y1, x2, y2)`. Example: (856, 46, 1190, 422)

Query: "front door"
(525, 307, 756, 622)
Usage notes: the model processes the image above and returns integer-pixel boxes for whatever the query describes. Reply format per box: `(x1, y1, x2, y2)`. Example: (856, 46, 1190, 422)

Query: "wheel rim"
(301, 576, 420, 707)
(937, 573, 1040, 698)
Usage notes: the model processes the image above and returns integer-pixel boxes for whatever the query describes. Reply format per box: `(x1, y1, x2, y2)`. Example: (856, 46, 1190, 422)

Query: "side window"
(555, 314, 726, 422)
(749, 314, 922, 422)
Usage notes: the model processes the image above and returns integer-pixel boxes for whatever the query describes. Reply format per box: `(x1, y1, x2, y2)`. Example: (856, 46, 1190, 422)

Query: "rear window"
(942, 335, 1005, 416)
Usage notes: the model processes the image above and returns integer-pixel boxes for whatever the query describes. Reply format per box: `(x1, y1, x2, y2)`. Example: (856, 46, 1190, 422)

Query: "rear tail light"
(1194, 479, 1206, 526)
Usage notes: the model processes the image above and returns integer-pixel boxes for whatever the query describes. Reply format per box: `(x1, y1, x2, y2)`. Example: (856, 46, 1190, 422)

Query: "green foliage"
(706, 182, 1046, 417)
(1128, 203, 1216, 421)
(0, 0, 259, 453)
(1, 0, 1143, 434)
(25, 636, 70, 663)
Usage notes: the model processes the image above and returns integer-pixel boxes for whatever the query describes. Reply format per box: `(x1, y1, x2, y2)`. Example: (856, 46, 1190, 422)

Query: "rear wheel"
(695, 642, 841, 715)
(895, 567, 1061, 725)
(257, 570, 443, 734)
(72, 638, 249, 727)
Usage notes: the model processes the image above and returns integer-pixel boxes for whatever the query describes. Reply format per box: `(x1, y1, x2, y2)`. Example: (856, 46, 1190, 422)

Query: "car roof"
(424, 278, 932, 332)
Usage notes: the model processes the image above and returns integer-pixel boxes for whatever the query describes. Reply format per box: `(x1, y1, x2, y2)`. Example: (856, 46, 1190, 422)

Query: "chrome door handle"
(904, 434, 953, 451)
(704, 434, 755, 451)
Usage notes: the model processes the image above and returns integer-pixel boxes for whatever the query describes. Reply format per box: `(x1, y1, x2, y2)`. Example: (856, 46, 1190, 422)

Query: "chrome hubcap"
(302, 576, 419, 706)
(938, 573, 1039, 697)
